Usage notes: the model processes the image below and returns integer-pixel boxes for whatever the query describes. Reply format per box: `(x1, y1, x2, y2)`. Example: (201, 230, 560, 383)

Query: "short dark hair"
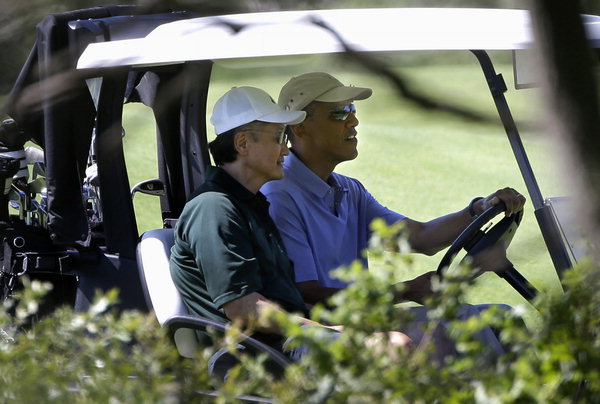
(208, 129, 237, 166)
(208, 122, 264, 166)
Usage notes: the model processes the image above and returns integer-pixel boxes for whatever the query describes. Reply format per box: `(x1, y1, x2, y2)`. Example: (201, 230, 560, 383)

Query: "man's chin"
(346, 150, 359, 161)
(271, 170, 284, 181)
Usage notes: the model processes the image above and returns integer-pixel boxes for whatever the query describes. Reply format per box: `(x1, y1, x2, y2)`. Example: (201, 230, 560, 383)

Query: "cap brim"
(258, 110, 306, 125)
(315, 86, 372, 103)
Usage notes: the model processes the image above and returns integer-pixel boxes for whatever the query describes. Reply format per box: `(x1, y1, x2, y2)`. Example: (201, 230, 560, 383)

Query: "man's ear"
(234, 131, 250, 155)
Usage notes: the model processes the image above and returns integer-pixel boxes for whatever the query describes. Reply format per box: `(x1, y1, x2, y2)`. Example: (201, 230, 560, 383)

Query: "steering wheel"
(436, 202, 537, 300)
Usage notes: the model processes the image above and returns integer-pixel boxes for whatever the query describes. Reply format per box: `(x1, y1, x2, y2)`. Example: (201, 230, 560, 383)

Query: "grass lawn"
(123, 52, 569, 326)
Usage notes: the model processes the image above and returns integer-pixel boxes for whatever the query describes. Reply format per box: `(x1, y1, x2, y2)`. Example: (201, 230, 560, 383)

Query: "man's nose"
(346, 112, 359, 127)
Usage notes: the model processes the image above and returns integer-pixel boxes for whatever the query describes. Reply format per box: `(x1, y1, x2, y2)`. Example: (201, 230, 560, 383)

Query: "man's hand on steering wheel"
(471, 187, 526, 218)
(470, 241, 513, 276)
(436, 188, 538, 300)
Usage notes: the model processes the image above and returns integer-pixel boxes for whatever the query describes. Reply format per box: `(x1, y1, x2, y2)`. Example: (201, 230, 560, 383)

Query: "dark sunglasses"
(329, 104, 356, 121)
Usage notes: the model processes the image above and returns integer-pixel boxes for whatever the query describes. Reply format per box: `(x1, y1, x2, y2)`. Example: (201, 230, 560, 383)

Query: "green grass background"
(123, 52, 569, 324)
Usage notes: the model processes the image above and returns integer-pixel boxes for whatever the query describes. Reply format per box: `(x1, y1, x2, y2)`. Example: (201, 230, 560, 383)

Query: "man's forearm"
(406, 189, 526, 255)
(297, 274, 437, 307)
(296, 280, 343, 306)
(223, 292, 289, 334)
(405, 209, 472, 256)
(393, 271, 436, 305)
(222, 291, 335, 334)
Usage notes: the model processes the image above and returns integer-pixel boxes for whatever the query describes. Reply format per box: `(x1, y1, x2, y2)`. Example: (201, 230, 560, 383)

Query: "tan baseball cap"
(278, 72, 372, 111)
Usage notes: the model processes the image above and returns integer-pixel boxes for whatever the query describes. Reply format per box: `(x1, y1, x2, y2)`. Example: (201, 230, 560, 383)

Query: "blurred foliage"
(0, 278, 219, 402)
(220, 222, 600, 402)
(1, 223, 598, 402)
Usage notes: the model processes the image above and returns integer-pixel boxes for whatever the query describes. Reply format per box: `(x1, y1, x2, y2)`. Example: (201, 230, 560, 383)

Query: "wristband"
(468, 197, 484, 217)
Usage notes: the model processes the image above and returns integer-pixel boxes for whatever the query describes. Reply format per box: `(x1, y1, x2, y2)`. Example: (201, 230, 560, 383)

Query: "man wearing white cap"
(262, 73, 525, 344)
(170, 86, 412, 368)
(170, 86, 311, 346)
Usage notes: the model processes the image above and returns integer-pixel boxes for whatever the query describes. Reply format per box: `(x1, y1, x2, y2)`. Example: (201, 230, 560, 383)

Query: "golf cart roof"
(76, 8, 600, 70)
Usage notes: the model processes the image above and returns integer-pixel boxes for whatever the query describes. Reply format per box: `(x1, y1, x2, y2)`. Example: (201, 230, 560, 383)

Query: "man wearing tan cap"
(262, 72, 526, 355)
(170, 86, 412, 371)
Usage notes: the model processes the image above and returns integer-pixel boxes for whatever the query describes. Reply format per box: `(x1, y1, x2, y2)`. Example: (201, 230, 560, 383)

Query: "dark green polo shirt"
(170, 166, 307, 344)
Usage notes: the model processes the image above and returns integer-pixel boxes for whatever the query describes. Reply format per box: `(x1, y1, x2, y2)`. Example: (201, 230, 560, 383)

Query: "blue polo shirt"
(261, 151, 405, 289)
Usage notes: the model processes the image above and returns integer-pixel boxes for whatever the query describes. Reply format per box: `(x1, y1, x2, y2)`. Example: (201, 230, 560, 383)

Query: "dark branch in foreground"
(311, 16, 494, 124)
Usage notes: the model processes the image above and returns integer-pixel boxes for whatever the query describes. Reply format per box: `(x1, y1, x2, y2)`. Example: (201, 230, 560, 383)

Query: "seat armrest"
(164, 315, 292, 368)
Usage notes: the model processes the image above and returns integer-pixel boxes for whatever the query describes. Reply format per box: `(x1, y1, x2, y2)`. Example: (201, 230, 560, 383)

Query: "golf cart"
(2, 6, 599, 351)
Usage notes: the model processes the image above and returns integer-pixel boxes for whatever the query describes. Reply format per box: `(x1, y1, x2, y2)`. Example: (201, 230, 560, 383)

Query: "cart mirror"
(131, 178, 166, 199)
(513, 49, 540, 89)
(86, 77, 103, 110)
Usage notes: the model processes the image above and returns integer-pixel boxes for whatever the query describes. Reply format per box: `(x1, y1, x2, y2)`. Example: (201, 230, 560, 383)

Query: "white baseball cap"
(278, 72, 372, 111)
(210, 86, 306, 135)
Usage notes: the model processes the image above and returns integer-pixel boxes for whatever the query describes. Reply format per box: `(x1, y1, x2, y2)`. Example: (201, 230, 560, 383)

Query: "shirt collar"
(285, 150, 334, 198)
(206, 166, 267, 204)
